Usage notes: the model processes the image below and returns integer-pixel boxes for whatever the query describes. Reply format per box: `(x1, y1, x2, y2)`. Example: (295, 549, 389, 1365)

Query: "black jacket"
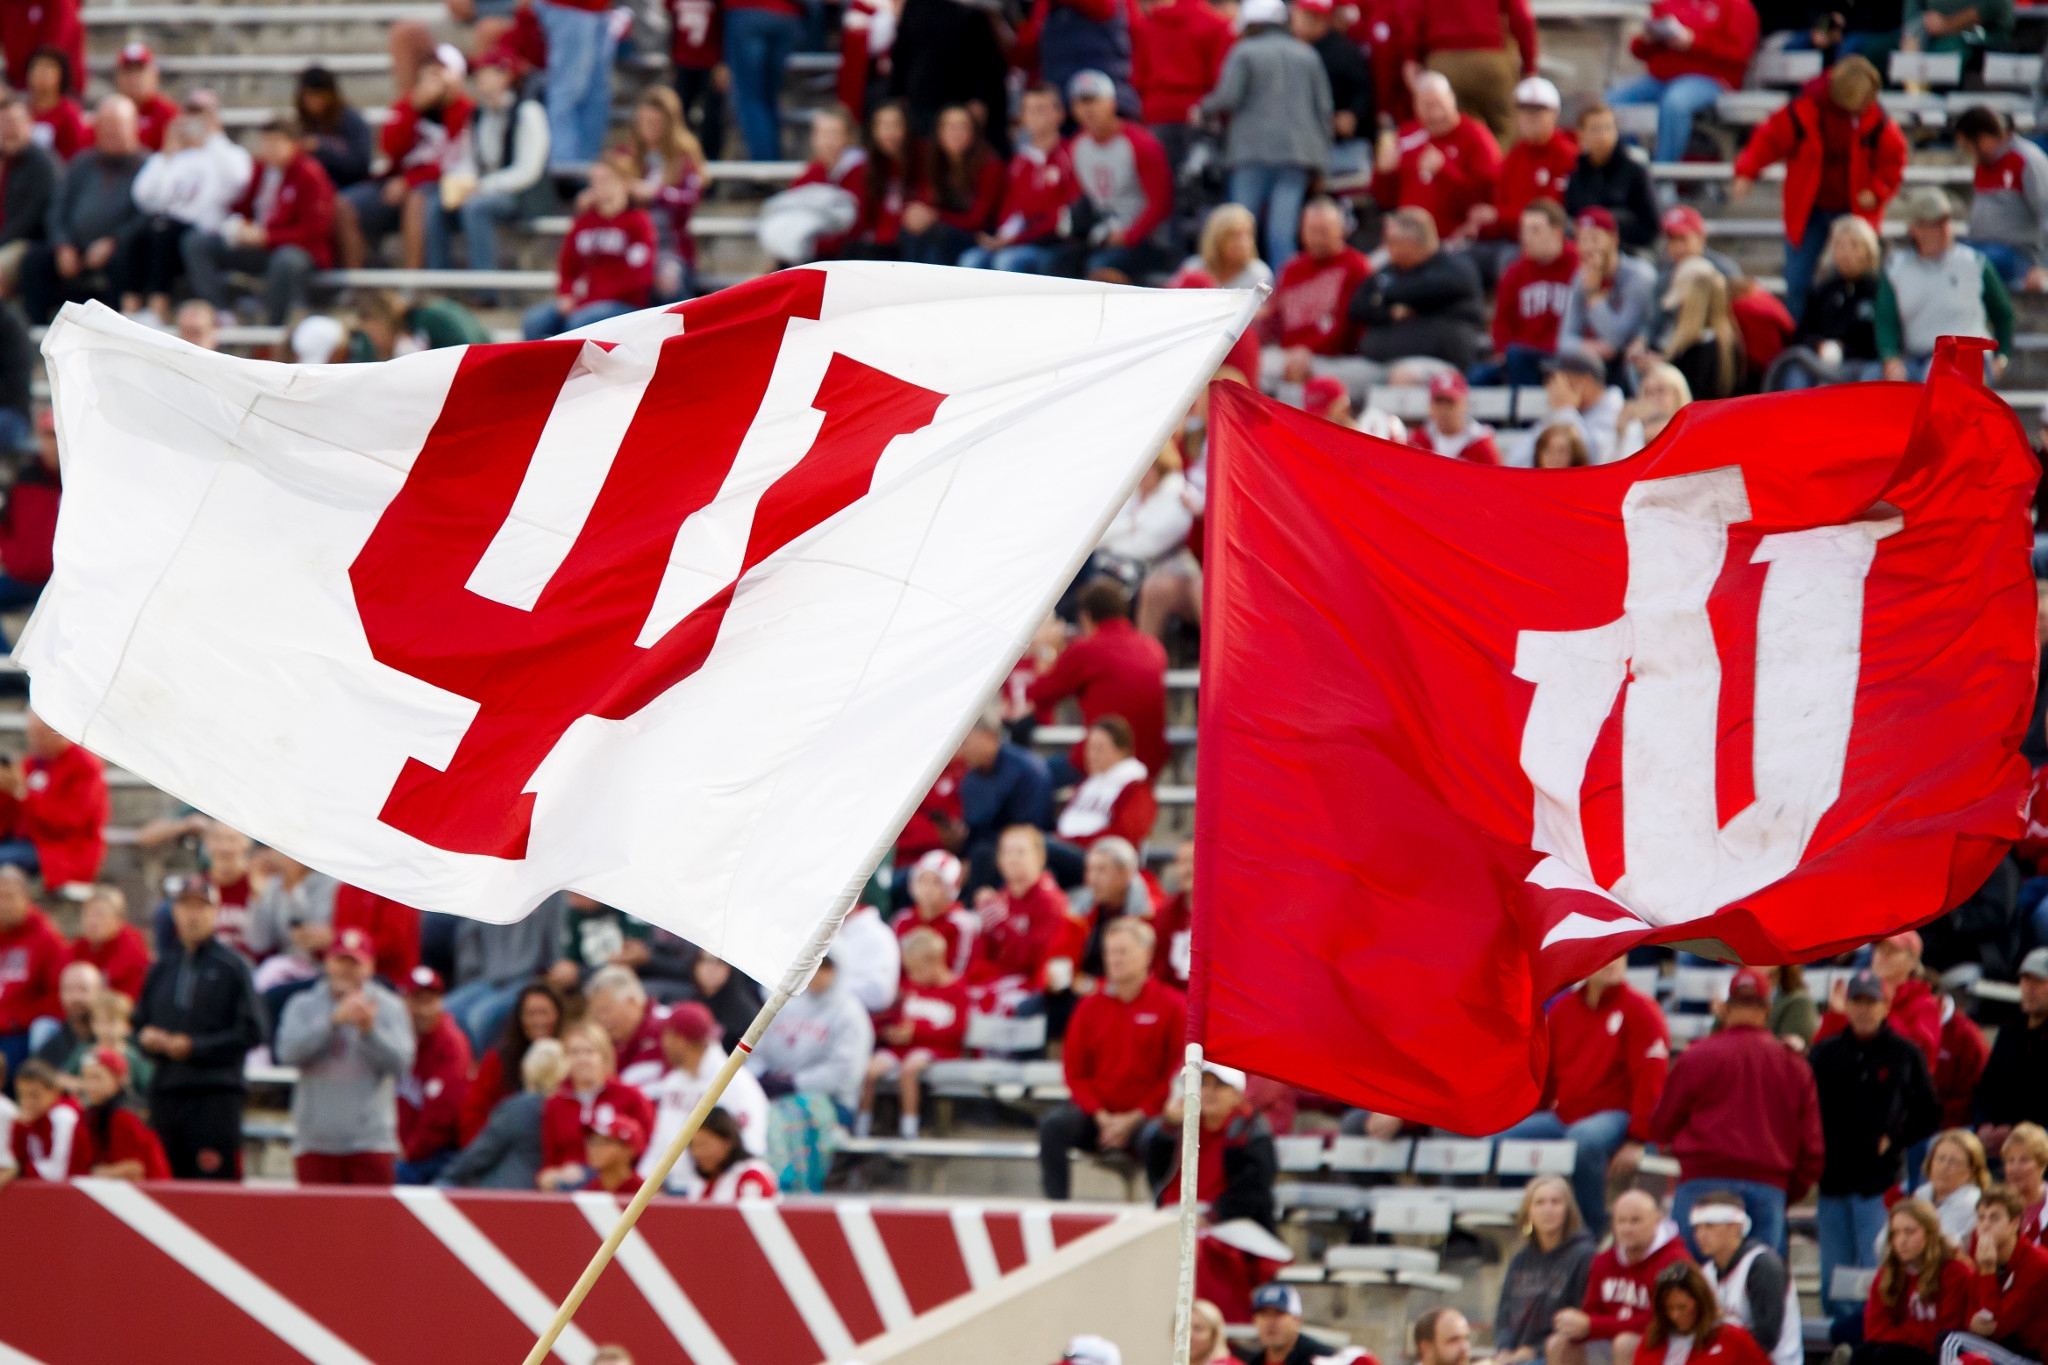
(1349, 249, 1485, 329)
(304, 106, 373, 188)
(1234, 1336, 1337, 1365)
(891, 0, 1012, 156)
(1496, 1229, 1597, 1351)
(1810, 1021, 1941, 1196)
(0, 143, 55, 247)
(1794, 273, 1880, 360)
(1976, 1014, 2048, 1128)
(1152, 1109, 1279, 1229)
(133, 937, 267, 1094)
(1313, 30, 1374, 135)
(1563, 149, 1660, 249)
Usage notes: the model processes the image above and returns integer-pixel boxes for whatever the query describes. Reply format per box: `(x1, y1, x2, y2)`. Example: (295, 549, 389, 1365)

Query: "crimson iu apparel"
(1371, 113, 1503, 241)
(1628, 0, 1759, 88)
(1965, 1236, 2048, 1359)
(1488, 127, 1578, 240)
(1542, 974, 1669, 1137)
(1648, 1021, 1825, 1200)
(1027, 616, 1170, 777)
(0, 904, 65, 1037)
(0, 740, 109, 887)
(1861, 1255, 1973, 1352)
(1582, 1218, 1693, 1339)
(557, 206, 658, 311)
(1062, 975, 1186, 1117)
(1264, 245, 1374, 354)
(1493, 239, 1579, 354)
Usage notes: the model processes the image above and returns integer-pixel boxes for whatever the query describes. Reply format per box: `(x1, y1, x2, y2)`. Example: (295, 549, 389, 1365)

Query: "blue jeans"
(1607, 73, 1728, 164)
(0, 838, 39, 876)
(1469, 343, 1552, 389)
(1496, 1108, 1633, 1238)
(1817, 1192, 1889, 1315)
(426, 190, 521, 271)
(536, 1, 617, 167)
(1784, 209, 1841, 324)
(1674, 1178, 1788, 1257)
(724, 7, 802, 163)
(443, 978, 527, 1051)
(1974, 239, 2031, 287)
(522, 298, 637, 339)
(961, 241, 1063, 273)
(1227, 163, 1310, 271)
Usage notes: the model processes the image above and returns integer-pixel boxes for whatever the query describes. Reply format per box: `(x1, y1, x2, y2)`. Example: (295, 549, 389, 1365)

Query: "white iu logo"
(1517, 466, 1900, 948)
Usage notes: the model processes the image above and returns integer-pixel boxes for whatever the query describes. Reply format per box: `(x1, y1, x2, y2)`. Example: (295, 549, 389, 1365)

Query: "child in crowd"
(79, 1048, 168, 1180)
(90, 990, 152, 1096)
(580, 1111, 646, 1196)
(858, 928, 969, 1139)
(5, 1059, 89, 1182)
(522, 152, 657, 339)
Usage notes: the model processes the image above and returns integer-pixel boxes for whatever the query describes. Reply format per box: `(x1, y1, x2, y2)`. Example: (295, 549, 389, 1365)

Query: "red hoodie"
(1542, 976, 1669, 1139)
(69, 923, 150, 1002)
(1863, 1257, 1974, 1352)
(557, 206, 657, 309)
(0, 904, 63, 1032)
(381, 94, 476, 189)
(1411, 0, 1536, 71)
(1583, 1220, 1693, 1338)
(1629, 0, 1758, 88)
(1133, 0, 1235, 125)
(1062, 975, 1186, 1115)
(992, 141, 1079, 246)
(398, 1011, 473, 1164)
(0, 0, 85, 93)
(1814, 976, 1941, 1068)
(0, 474, 58, 584)
(967, 873, 1072, 986)
(1493, 240, 1579, 353)
(1372, 114, 1502, 241)
(1649, 1023, 1825, 1200)
(230, 153, 337, 269)
(1489, 128, 1578, 238)
(0, 742, 108, 888)
(1966, 1237, 2048, 1358)
(1263, 246, 1373, 353)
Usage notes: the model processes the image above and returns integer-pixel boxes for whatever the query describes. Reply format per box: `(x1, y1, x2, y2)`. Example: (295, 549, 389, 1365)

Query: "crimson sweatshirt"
(1862, 1258, 1973, 1352)
(88, 1102, 169, 1178)
(1489, 128, 1578, 238)
(540, 1080, 656, 1169)
(333, 886, 421, 984)
(1541, 976, 1669, 1138)
(1675, 1324, 1771, 1365)
(381, 94, 474, 189)
(1648, 1023, 1825, 1200)
(1411, 0, 1536, 71)
(1352, 0, 1419, 123)
(134, 92, 180, 153)
(1027, 618, 1169, 777)
(883, 977, 970, 1057)
(1583, 1222, 1693, 1339)
(1932, 998, 1990, 1129)
(1264, 247, 1373, 353)
(992, 141, 1079, 245)
(0, 0, 85, 93)
(1492, 241, 1580, 354)
(0, 742, 108, 888)
(8, 1094, 90, 1178)
(69, 923, 150, 1002)
(967, 873, 1072, 986)
(918, 154, 1005, 233)
(0, 475, 56, 585)
(230, 153, 336, 268)
(1967, 1238, 2048, 1357)
(398, 1011, 472, 1163)
(1372, 114, 1502, 241)
(1062, 975, 1186, 1115)
(1629, 0, 1758, 88)
(557, 206, 657, 309)
(30, 99, 87, 162)
(0, 905, 64, 1032)
(892, 903, 978, 979)
(1133, 0, 1236, 124)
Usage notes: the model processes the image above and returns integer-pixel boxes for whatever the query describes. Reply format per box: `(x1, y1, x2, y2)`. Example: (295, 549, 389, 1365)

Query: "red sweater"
(1629, 0, 1758, 87)
(1674, 1325, 1771, 1365)
(69, 923, 150, 1002)
(1967, 1238, 2048, 1357)
(1492, 241, 1579, 353)
(1411, 0, 1535, 71)
(0, 476, 58, 584)
(1490, 129, 1578, 237)
(1932, 999, 1990, 1129)
(30, 99, 87, 162)
(0, 905, 64, 1032)
(1649, 1023, 1825, 1200)
(381, 94, 475, 189)
(1062, 976, 1186, 1115)
(332, 886, 421, 984)
(87, 1102, 170, 1179)
(398, 1012, 472, 1164)
(0, 0, 84, 93)
(231, 153, 336, 269)
(0, 743, 107, 888)
(1372, 115, 1502, 241)
(967, 873, 1072, 986)
(1542, 978, 1669, 1139)
(1863, 1258, 1974, 1352)
(918, 154, 1005, 233)
(1583, 1226, 1693, 1339)
(541, 1080, 656, 1169)
(1133, 0, 1235, 124)
(9, 1094, 90, 1178)
(992, 142, 1079, 246)
(1027, 618, 1170, 777)
(1264, 247, 1373, 353)
(557, 207, 657, 309)
(1733, 82, 1905, 243)
(891, 903, 978, 979)
(883, 977, 969, 1057)
(133, 92, 180, 153)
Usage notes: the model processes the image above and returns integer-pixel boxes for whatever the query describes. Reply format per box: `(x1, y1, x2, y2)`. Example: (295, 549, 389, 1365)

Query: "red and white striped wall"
(0, 1182, 1128, 1364)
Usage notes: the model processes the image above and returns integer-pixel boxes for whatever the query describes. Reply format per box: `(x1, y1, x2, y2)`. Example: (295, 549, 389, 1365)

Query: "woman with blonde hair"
(1907, 1130, 1989, 1247)
(1656, 257, 1745, 400)
(621, 86, 708, 300)
(1854, 1198, 1971, 1365)
(1773, 215, 1886, 389)
(1617, 363, 1692, 458)
(1182, 203, 1273, 292)
(535, 1020, 654, 1188)
(1188, 1298, 1233, 1363)
(1495, 1173, 1596, 1362)
(438, 1037, 570, 1189)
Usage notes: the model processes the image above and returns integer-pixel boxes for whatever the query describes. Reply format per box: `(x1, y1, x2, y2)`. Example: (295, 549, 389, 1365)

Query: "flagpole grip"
(1172, 1042, 1203, 1365)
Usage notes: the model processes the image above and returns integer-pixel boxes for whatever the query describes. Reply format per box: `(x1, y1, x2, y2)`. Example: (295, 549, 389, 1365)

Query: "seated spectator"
(354, 48, 473, 270)
(1879, 188, 2012, 384)
(747, 954, 872, 1192)
(439, 1036, 566, 1189)
(1910, 1131, 1991, 1249)
(69, 887, 148, 1004)
(1349, 207, 1488, 372)
(952, 708, 1054, 890)
(1608, 0, 1758, 165)
(348, 289, 490, 360)
(125, 100, 252, 322)
(1178, 204, 1273, 292)
(1772, 216, 1885, 389)
(0, 414, 57, 633)
(832, 898, 902, 1016)
(1646, 257, 1745, 400)
(970, 824, 1077, 995)
(1731, 56, 1902, 321)
(1095, 444, 1195, 597)
(1645, 1264, 1771, 1365)
(857, 927, 967, 1140)
(1902, 0, 2013, 58)
(1410, 369, 1502, 464)
(77, 1047, 164, 1179)
(615, 88, 700, 301)
(577, 1109, 646, 1196)
(546, 893, 658, 989)
(24, 48, 88, 163)
(1070, 837, 1155, 986)
(1033, 577, 1169, 786)
(184, 118, 336, 327)
(0, 711, 108, 889)
(1068, 69, 1175, 283)
(539, 1019, 656, 1186)
(1495, 1176, 1597, 1364)
(276, 927, 414, 1186)
(0, 0, 83, 97)
(1642, 204, 1743, 350)
(1528, 350, 1624, 465)
(1954, 107, 2048, 292)
(666, 0, 724, 156)
(892, 850, 978, 977)
(1532, 420, 1590, 467)
(458, 982, 563, 1144)
(2, 1058, 86, 1182)
(899, 104, 1002, 267)
(842, 100, 915, 261)
(681, 951, 765, 1055)
(1995, 1124, 2046, 1243)
(1054, 716, 1161, 862)
(535, 0, 619, 168)
(1144, 1060, 1277, 1230)
(1236, 1283, 1334, 1363)
(396, 966, 470, 1184)
(764, 106, 865, 265)
(1371, 72, 1502, 245)
(20, 97, 143, 326)
(1951, 1186, 2048, 1363)
(583, 964, 672, 1087)
(1197, 0, 1331, 268)
(1550, 1189, 1693, 1365)
(1038, 918, 1182, 1199)
(1557, 207, 1656, 389)
(0, 868, 62, 1080)
(686, 1104, 778, 1200)
(1855, 1197, 1972, 1365)
(1562, 104, 1657, 250)
(114, 43, 178, 152)
(1692, 1195, 1801, 1365)
(1259, 197, 1373, 389)
(1976, 951, 2048, 1151)
(30, 959, 96, 1075)
(89, 989, 149, 1096)
(1190, 1300, 1234, 1365)
(522, 153, 657, 339)
(294, 67, 373, 195)
(447, 896, 564, 1053)
(1470, 77, 1576, 285)
(1294, 0, 1373, 176)
(961, 83, 1076, 273)
(642, 1003, 768, 1189)
(426, 49, 549, 275)
(1615, 362, 1690, 457)
(0, 96, 57, 296)
(1479, 199, 1577, 387)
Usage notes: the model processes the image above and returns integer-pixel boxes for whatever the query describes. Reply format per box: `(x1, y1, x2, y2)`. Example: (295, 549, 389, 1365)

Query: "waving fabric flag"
(25, 264, 1251, 987)
(1192, 339, 2038, 1132)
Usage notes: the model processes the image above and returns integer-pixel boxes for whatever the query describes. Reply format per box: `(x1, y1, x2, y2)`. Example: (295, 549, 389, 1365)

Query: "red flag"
(1190, 338, 2038, 1132)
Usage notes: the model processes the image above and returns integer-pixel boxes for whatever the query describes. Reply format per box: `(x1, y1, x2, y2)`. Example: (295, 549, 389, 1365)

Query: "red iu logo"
(350, 271, 945, 859)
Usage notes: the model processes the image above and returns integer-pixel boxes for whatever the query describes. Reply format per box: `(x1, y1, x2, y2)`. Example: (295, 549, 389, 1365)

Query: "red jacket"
(1629, 0, 1758, 87)
(133, 92, 179, 153)
(1932, 997, 1990, 1129)
(992, 141, 1079, 246)
(9, 1094, 90, 1178)
(86, 1102, 169, 1178)
(459, 1046, 514, 1146)
(381, 94, 475, 189)
(0, 905, 64, 1032)
(918, 154, 1005, 233)
(1027, 618, 1170, 777)
(1583, 1222, 1693, 1338)
(540, 1080, 655, 1169)
(332, 886, 421, 984)
(1490, 129, 1578, 237)
(231, 153, 336, 269)
(398, 1011, 472, 1164)
(1543, 978, 1669, 1139)
(1353, 0, 1419, 123)
(1411, 0, 1536, 71)
(1863, 1257, 1974, 1352)
(967, 873, 1072, 986)
(1372, 115, 1502, 241)
(0, 0, 84, 93)
(1967, 1238, 2048, 1357)
(0, 475, 58, 584)
(1674, 1325, 1771, 1365)
(1648, 1023, 1825, 1200)
(1410, 420, 1503, 466)
(884, 977, 970, 1057)
(30, 99, 87, 162)
(1133, 0, 1235, 124)
(557, 206, 657, 309)
(1151, 891, 1192, 988)
(1492, 241, 1579, 353)
(1263, 247, 1373, 353)
(1815, 976, 1941, 1067)
(0, 742, 108, 888)
(69, 923, 151, 1002)
(1733, 83, 1906, 243)
(892, 903, 978, 979)
(1062, 976, 1186, 1115)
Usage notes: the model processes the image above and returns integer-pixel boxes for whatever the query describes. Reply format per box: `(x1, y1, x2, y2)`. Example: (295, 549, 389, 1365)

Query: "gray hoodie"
(1558, 252, 1657, 365)
(744, 979, 874, 1111)
(452, 892, 567, 989)
(275, 978, 414, 1155)
(1198, 27, 1332, 170)
(243, 871, 339, 968)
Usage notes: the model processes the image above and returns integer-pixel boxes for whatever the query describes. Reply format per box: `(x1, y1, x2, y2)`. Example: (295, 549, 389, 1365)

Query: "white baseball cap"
(1514, 76, 1561, 110)
(1240, 0, 1289, 26)
(1202, 1061, 1248, 1089)
(1063, 1336, 1123, 1365)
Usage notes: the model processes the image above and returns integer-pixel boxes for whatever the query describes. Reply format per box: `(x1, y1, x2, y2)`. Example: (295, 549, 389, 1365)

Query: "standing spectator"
(134, 875, 264, 1180)
(1134, 0, 1233, 149)
(457, 981, 563, 1144)
(1235, 1283, 1335, 1363)
(685, 1103, 778, 1200)
(1196, 0, 1332, 269)
(1535, 349, 1627, 464)
(537, 0, 619, 167)
(522, 152, 656, 338)
(620, 88, 702, 301)
(1608, 0, 1760, 165)
(857, 927, 967, 1140)
(1409, 369, 1503, 463)
(1408, 0, 1538, 140)
(0, 865, 61, 1080)
(30, 959, 95, 1075)
(428, 49, 548, 273)
(1878, 187, 2011, 384)
(1691, 1195, 1802, 1365)
(1502, 957, 1669, 1238)
(23, 48, 86, 162)
(1563, 104, 1658, 249)
(2, 1058, 85, 1180)
(962, 83, 1078, 273)
(0, 95, 56, 295)
(1649, 967, 1825, 1255)
(747, 955, 872, 1192)
(78, 1048, 167, 1180)
(294, 67, 373, 193)
(125, 105, 253, 322)
(640, 1002, 768, 1189)
(1912, 1129, 1990, 1248)
(1731, 56, 1904, 321)
(951, 707, 1054, 890)
(1495, 1175, 1598, 1362)
(1471, 77, 1576, 283)
(1371, 72, 1502, 243)
(114, 44, 178, 152)
(0, 0, 84, 95)
(1348, 206, 1489, 371)
(1951, 1186, 2048, 1364)
(901, 105, 1003, 266)
(1259, 197, 1373, 386)
(1146, 1061, 1277, 1228)
(1955, 106, 2048, 292)
(891, 0, 1009, 153)
(69, 887, 148, 1004)
(396, 965, 470, 1184)
(538, 1019, 656, 1181)
(447, 897, 564, 1054)
(1293, 0, 1373, 175)
(1030, 0, 1137, 118)
(1976, 950, 2048, 1148)
(1030, 577, 1169, 785)
(1857, 1197, 1973, 1365)
(1549, 1189, 1694, 1365)
(0, 710, 108, 888)
(438, 1037, 566, 1189)
(1817, 932, 1942, 1066)
(1068, 69, 1175, 283)
(1776, 216, 1885, 387)
(893, 850, 978, 976)
(275, 927, 414, 1186)
(1482, 199, 1579, 386)
(667, 0, 726, 157)
(722, 0, 800, 161)
(19, 97, 142, 325)
(1038, 917, 1182, 1199)
(185, 119, 335, 327)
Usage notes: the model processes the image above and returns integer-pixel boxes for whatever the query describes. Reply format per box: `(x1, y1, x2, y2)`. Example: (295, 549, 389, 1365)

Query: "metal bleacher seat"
(961, 1010, 1047, 1055)
(1625, 966, 1663, 998)
(1829, 1267, 1877, 1304)
(1329, 1135, 1414, 1173)
(1411, 1138, 1492, 1177)
(1275, 1135, 1329, 1173)
(1276, 1182, 1375, 1219)
(1495, 1139, 1578, 1176)
(1985, 52, 2044, 87)
(1665, 1013, 1717, 1044)
(1672, 966, 1735, 1005)
(1889, 50, 1964, 87)
(1754, 50, 1823, 86)
(1371, 1192, 1455, 1236)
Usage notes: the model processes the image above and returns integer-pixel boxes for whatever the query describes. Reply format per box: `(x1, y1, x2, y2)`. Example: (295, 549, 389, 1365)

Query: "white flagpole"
(1171, 1042, 1203, 1365)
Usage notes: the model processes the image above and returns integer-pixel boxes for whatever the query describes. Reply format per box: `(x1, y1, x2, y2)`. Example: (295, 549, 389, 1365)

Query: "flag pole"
(1171, 1042, 1203, 1365)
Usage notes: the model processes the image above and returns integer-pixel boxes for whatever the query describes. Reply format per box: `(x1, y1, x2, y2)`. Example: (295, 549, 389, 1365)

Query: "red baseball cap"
(660, 1001, 719, 1045)
(1297, 0, 1336, 12)
(89, 1046, 129, 1081)
(1574, 206, 1618, 237)
(587, 1109, 648, 1156)
(1303, 374, 1349, 413)
(331, 926, 376, 967)
(1661, 204, 1706, 238)
(404, 964, 445, 995)
(1726, 967, 1773, 1003)
(1428, 370, 1469, 401)
(118, 42, 155, 68)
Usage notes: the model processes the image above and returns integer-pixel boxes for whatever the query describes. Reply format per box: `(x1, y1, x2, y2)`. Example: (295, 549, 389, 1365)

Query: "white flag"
(25, 263, 1251, 986)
